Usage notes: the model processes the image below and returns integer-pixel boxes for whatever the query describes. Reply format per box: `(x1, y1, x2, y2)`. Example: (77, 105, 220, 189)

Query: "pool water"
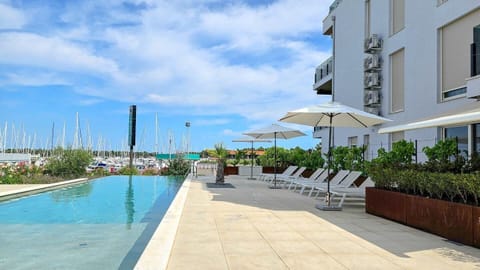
(0, 175, 184, 270)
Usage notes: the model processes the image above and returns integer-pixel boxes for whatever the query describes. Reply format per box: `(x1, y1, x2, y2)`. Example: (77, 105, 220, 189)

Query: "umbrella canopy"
(279, 101, 391, 209)
(244, 124, 306, 139)
(244, 124, 306, 188)
(279, 102, 390, 128)
(232, 135, 272, 180)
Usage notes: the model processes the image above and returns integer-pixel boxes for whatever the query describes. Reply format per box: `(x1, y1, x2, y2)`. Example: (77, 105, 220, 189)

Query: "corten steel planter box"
(365, 187, 406, 224)
(366, 187, 480, 248)
(474, 207, 480, 248)
(224, 166, 238, 175)
(262, 167, 287, 174)
(405, 195, 473, 246)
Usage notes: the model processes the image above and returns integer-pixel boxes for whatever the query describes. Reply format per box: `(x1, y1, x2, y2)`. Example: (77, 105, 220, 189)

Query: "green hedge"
(368, 164, 480, 206)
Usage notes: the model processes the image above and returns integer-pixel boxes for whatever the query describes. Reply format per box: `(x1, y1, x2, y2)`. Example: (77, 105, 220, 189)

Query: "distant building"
(314, 0, 480, 161)
(0, 153, 31, 164)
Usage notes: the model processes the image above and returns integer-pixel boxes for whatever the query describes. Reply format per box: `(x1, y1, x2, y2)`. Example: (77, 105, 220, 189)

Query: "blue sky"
(0, 0, 332, 153)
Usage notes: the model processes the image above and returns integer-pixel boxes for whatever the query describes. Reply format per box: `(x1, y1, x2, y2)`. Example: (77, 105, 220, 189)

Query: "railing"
(329, 0, 343, 14)
(314, 56, 333, 83)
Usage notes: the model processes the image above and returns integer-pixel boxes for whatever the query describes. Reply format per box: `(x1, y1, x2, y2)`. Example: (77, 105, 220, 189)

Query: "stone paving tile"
(166, 175, 480, 270)
(225, 254, 288, 270)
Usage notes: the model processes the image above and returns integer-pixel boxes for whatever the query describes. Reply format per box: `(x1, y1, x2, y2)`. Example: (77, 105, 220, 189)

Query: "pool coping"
(134, 174, 192, 270)
(0, 177, 90, 201)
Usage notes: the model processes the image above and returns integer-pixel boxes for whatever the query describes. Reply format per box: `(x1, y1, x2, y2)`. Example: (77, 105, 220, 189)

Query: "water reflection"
(125, 175, 135, 229)
(49, 182, 93, 202)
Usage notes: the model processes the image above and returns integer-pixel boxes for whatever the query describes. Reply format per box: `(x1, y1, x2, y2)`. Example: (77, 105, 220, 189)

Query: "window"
(391, 49, 405, 113)
(363, 134, 370, 160)
(391, 131, 404, 146)
(390, 0, 405, 35)
(444, 126, 468, 156)
(348, 136, 358, 147)
(472, 25, 480, 77)
(474, 124, 480, 154)
(365, 0, 371, 39)
(440, 9, 480, 100)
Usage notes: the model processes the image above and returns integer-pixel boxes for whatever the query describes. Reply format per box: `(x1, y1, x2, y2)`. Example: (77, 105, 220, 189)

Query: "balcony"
(466, 75, 480, 100)
(322, 0, 342, 35)
(313, 56, 333, 95)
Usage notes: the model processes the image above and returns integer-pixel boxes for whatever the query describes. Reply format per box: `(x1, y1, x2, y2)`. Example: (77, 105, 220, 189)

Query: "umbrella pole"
(316, 114, 341, 210)
(274, 132, 277, 188)
(249, 141, 254, 180)
(327, 116, 332, 206)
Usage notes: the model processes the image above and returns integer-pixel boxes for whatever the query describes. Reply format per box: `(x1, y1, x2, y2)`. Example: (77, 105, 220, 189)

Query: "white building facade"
(314, 0, 480, 162)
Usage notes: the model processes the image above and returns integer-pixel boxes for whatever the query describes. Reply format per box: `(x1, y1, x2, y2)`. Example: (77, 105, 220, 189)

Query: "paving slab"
(166, 175, 480, 270)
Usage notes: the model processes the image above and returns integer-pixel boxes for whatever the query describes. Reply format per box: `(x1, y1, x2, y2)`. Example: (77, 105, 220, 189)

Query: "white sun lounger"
(330, 177, 374, 207)
(310, 171, 363, 198)
(283, 168, 324, 189)
(259, 165, 297, 181)
(288, 168, 327, 190)
(269, 167, 307, 185)
(299, 170, 349, 197)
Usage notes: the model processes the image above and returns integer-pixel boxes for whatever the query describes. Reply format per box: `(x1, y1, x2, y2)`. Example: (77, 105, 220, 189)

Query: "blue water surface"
(0, 175, 185, 270)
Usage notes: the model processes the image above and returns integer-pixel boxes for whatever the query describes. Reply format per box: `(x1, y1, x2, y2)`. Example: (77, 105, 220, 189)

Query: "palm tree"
(213, 143, 228, 184)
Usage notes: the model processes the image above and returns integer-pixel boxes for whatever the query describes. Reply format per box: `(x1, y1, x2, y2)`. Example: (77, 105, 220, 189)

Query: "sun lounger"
(298, 170, 349, 197)
(309, 171, 363, 197)
(283, 168, 324, 189)
(329, 177, 374, 207)
(259, 165, 297, 181)
(288, 168, 327, 190)
(268, 167, 306, 184)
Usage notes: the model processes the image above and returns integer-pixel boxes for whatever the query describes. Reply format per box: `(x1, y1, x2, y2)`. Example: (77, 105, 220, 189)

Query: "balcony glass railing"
(329, 0, 343, 14)
(314, 56, 333, 83)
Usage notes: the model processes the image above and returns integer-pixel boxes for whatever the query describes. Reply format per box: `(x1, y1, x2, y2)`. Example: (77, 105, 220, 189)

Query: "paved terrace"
(166, 175, 480, 270)
(1, 176, 480, 269)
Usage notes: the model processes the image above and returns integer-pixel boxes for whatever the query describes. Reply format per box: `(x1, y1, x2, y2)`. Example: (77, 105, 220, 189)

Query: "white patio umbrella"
(232, 135, 272, 180)
(244, 124, 306, 188)
(279, 101, 391, 210)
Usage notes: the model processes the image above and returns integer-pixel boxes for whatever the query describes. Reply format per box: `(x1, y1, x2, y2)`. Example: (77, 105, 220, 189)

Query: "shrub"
(46, 149, 92, 178)
(165, 155, 190, 176)
(118, 166, 139, 175)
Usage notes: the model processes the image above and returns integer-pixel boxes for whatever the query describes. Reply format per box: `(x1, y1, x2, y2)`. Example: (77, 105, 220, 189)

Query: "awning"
(378, 108, 480, 134)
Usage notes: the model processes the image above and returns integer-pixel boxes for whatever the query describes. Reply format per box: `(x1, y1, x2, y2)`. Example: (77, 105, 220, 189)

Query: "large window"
(390, 0, 405, 35)
(391, 131, 404, 148)
(474, 124, 480, 154)
(440, 9, 480, 100)
(348, 136, 358, 147)
(364, 134, 370, 160)
(391, 49, 405, 113)
(444, 126, 468, 156)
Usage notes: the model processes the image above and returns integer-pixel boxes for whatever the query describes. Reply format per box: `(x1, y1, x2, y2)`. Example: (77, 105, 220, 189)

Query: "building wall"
(317, 0, 480, 161)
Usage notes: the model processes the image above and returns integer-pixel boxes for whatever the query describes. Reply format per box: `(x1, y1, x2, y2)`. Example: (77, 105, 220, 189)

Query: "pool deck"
(164, 175, 480, 270)
(2, 175, 480, 269)
(0, 178, 89, 200)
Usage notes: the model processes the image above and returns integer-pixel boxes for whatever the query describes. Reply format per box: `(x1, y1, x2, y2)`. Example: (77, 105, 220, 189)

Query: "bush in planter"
(422, 138, 466, 173)
(367, 164, 480, 206)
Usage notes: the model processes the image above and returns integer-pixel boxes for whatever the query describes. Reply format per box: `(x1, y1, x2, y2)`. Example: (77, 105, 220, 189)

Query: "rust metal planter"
(474, 207, 480, 248)
(366, 187, 480, 248)
(365, 187, 406, 224)
(224, 166, 238, 175)
(405, 195, 473, 246)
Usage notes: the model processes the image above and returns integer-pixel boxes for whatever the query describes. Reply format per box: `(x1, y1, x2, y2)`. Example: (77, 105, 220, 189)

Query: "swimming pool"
(0, 175, 185, 270)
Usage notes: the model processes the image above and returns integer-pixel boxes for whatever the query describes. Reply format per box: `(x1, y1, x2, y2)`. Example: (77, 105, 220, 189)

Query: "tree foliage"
(45, 149, 92, 178)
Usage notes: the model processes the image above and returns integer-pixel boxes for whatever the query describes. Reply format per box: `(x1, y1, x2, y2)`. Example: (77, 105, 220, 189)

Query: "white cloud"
(1, 0, 333, 129)
(0, 32, 119, 75)
(0, 4, 27, 29)
(2, 72, 69, 86)
(195, 118, 231, 126)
